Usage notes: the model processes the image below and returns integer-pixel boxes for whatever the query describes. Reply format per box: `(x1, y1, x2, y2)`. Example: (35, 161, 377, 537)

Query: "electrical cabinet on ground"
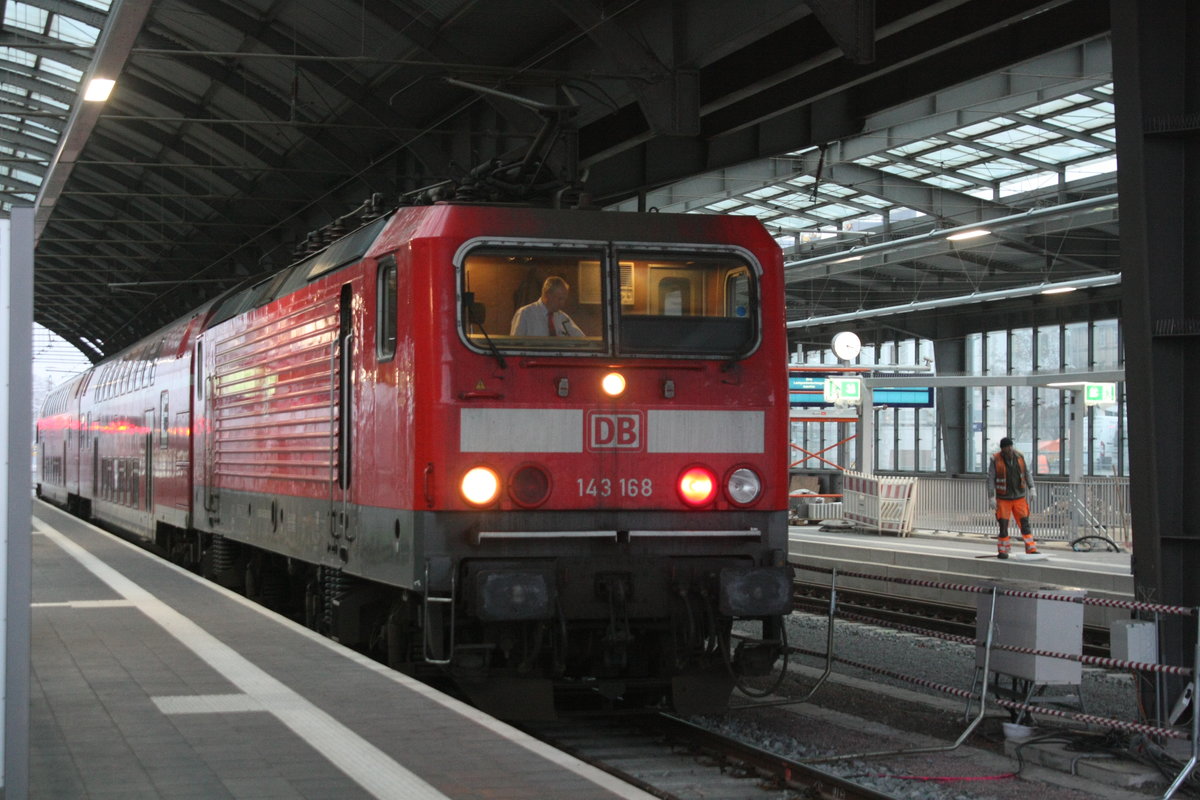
(975, 579, 1085, 684)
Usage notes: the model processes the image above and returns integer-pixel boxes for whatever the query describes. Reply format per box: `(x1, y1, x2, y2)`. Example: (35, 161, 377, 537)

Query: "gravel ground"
(687, 613, 1187, 799)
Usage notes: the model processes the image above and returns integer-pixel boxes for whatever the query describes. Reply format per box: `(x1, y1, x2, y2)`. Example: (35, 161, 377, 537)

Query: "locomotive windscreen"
(461, 244, 759, 358)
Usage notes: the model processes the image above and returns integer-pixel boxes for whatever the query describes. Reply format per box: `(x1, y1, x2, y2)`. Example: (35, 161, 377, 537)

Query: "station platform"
(29, 501, 653, 800)
(788, 524, 1134, 628)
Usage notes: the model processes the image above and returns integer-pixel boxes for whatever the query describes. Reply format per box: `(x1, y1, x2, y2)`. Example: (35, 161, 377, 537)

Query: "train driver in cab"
(510, 276, 585, 337)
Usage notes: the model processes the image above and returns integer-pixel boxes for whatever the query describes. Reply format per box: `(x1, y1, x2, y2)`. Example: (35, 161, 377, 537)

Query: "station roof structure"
(1, 0, 1112, 360)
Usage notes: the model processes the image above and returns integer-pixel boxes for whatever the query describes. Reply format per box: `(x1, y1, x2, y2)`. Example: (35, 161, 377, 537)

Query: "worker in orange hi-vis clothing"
(986, 437, 1037, 559)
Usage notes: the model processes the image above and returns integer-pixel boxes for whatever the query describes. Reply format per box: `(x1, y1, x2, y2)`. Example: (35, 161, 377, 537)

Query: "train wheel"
(385, 598, 419, 669)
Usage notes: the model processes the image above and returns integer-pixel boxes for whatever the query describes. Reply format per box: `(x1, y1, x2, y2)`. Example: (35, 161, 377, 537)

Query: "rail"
(741, 563, 1198, 799)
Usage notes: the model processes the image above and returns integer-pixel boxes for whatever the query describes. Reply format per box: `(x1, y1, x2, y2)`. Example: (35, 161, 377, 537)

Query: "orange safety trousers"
(996, 497, 1037, 554)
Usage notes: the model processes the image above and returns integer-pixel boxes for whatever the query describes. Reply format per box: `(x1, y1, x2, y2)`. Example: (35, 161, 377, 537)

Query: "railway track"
(524, 713, 901, 800)
(793, 581, 1111, 657)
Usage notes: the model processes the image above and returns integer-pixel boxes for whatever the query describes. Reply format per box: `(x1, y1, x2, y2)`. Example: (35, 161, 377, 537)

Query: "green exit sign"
(1084, 383, 1116, 406)
(823, 377, 862, 404)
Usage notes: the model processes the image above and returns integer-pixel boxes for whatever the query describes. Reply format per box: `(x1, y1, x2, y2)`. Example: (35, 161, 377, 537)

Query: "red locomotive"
(37, 202, 792, 717)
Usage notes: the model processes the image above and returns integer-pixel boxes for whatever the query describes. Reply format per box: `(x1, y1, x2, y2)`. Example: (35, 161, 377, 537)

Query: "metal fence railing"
(913, 476, 1131, 545)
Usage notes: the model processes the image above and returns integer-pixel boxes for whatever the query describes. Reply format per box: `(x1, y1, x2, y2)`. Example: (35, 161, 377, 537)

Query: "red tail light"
(677, 466, 717, 507)
(509, 464, 551, 508)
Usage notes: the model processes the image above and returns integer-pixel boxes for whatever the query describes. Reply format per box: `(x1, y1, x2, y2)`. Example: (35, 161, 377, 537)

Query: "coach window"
(376, 256, 397, 360)
(195, 342, 204, 401)
(615, 252, 757, 358)
(460, 246, 606, 353)
(159, 391, 169, 449)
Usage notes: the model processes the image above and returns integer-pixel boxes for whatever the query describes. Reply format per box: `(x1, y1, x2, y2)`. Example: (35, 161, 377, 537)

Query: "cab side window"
(377, 256, 398, 361)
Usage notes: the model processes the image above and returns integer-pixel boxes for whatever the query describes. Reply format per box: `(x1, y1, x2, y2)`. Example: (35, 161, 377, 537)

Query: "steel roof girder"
(34, 0, 155, 239)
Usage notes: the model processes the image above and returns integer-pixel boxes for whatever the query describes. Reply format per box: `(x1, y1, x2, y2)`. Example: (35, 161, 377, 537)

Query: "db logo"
(587, 411, 642, 450)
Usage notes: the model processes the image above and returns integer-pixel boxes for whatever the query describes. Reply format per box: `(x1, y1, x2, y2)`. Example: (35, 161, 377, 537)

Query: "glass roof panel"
(39, 59, 83, 84)
(0, 47, 37, 68)
(879, 162, 930, 178)
(770, 192, 818, 211)
(975, 124, 1061, 150)
(819, 184, 857, 198)
(31, 93, 70, 110)
(888, 139, 943, 157)
(1019, 96, 1083, 117)
(744, 186, 787, 199)
(704, 198, 743, 211)
(1025, 140, 1108, 163)
(806, 203, 865, 220)
(919, 173, 974, 190)
(23, 127, 57, 144)
(846, 214, 883, 230)
(5, 2, 49, 34)
(729, 205, 780, 220)
(49, 16, 101, 46)
(26, 118, 59, 136)
(1045, 105, 1112, 132)
(950, 118, 1012, 137)
(916, 144, 991, 167)
(958, 158, 1029, 181)
(12, 168, 42, 186)
(771, 215, 819, 230)
(999, 171, 1058, 197)
(850, 194, 892, 209)
(890, 208, 928, 222)
(1064, 155, 1117, 181)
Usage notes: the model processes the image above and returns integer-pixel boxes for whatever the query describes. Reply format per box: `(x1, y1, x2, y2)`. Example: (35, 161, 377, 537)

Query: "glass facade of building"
(792, 318, 1125, 478)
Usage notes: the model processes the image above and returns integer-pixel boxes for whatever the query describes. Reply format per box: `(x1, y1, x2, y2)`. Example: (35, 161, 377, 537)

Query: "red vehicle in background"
(38, 201, 792, 717)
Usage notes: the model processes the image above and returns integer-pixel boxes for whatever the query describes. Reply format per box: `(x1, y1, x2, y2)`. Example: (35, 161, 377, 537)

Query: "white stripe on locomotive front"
(646, 410, 763, 453)
(458, 408, 764, 453)
(460, 408, 583, 452)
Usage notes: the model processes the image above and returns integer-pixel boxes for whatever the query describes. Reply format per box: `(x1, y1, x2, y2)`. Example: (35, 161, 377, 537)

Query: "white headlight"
(726, 468, 762, 505)
(461, 466, 501, 505)
(601, 372, 626, 397)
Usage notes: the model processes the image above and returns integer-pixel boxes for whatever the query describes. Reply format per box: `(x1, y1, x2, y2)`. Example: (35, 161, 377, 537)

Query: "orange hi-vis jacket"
(992, 451, 1029, 498)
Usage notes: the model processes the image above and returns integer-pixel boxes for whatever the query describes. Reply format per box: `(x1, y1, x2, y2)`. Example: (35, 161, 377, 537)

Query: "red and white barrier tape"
(790, 645, 1190, 740)
(795, 563, 1196, 616)
(833, 609, 1194, 678)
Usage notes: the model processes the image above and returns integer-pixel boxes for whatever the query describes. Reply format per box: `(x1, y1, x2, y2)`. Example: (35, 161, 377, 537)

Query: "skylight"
(49, 16, 101, 46)
(4, 2, 49, 34)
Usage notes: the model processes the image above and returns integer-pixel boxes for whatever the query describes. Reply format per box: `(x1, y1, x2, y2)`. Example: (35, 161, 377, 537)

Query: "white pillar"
(2, 208, 34, 798)
(859, 384, 874, 475)
(1068, 389, 1085, 483)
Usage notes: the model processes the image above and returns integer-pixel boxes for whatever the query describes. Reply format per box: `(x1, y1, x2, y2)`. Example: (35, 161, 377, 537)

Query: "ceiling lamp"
(83, 79, 115, 102)
(1040, 285, 1078, 295)
(945, 228, 991, 241)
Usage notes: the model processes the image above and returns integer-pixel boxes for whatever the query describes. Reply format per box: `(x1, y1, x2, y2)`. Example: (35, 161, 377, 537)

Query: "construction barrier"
(840, 470, 919, 535)
(786, 562, 1200, 798)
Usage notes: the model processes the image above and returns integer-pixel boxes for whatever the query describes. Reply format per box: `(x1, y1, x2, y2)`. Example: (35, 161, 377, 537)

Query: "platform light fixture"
(83, 78, 115, 102)
(945, 228, 991, 241)
(1040, 285, 1078, 295)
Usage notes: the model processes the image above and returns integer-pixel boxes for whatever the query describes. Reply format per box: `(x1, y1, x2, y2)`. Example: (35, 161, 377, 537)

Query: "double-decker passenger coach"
(39, 201, 793, 718)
